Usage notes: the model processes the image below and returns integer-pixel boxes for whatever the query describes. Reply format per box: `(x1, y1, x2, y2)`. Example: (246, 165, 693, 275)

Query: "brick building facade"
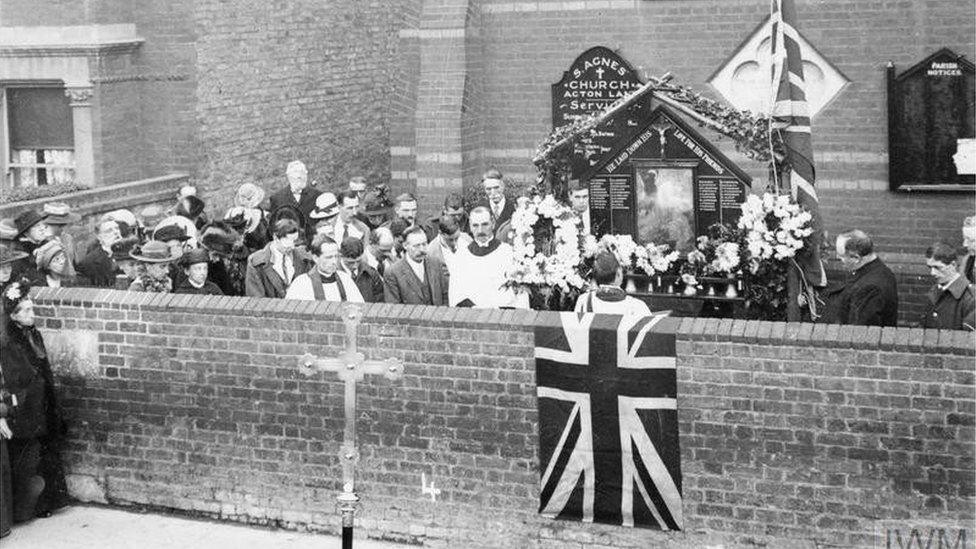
(389, 0, 976, 322)
(2, 0, 974, 321)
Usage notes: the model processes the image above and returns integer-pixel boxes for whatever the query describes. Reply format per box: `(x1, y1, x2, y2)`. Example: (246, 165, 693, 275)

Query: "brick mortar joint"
(30, 288, 975, 353)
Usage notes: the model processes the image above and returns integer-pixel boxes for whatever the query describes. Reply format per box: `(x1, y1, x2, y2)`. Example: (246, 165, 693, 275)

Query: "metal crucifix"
(299, 303, 403, 549)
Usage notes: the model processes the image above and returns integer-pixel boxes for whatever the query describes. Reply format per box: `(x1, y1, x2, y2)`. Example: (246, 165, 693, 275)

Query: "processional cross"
(299, 303, 403, 549)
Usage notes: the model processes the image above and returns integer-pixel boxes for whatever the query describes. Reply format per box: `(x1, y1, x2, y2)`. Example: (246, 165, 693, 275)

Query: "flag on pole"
(770, 0, 827, 288)
(535, 312, 682, 531)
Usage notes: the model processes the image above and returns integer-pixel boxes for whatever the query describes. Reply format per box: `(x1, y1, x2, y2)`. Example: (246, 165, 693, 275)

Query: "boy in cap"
(174, 248, 223, 295)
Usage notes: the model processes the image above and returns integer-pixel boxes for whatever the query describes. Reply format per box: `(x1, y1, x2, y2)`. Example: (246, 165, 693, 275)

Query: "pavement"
(3, 505, 409, 549)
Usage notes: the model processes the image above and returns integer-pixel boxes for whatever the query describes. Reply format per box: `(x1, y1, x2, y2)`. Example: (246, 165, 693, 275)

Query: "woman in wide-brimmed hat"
(1, 278, 69, 532)
(40, 203, 79, 279)
(31, 240, 72, 289)
(234, 183, 266, 210)
(127, 241, 177, 293)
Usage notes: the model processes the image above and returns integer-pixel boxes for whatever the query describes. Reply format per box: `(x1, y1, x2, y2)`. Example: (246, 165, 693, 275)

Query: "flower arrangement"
(594, 234, 680, 277)
(506, 195, 587, 300)
(737, 193, 814, 273)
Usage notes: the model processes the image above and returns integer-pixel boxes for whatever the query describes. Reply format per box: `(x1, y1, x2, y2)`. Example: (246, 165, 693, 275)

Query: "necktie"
(283, 253, 294, 282)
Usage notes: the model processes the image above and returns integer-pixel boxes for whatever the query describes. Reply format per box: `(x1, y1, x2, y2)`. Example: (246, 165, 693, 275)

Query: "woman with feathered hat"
(0, 279, 69, 529)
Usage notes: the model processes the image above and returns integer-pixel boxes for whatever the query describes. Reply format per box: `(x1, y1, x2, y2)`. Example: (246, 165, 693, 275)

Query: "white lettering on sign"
(604, 128, 655, 173)
(928, 61, 962, 76)
(572, 56, 629, 79)
(672, 129, 725, 175)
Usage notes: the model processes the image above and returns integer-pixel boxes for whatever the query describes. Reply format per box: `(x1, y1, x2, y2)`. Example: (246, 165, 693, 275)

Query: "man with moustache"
(449, 207, 527, 308)
(383, 226, 449, 306)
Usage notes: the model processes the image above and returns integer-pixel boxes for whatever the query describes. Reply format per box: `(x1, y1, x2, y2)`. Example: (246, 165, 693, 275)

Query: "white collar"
(188, 278, 206, 289)
(940, 273, 962, 291)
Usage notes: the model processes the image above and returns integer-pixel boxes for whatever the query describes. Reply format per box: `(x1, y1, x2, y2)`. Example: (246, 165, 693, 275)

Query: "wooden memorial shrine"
(887, 48, 975, 191)
(551, 47, 754, 317)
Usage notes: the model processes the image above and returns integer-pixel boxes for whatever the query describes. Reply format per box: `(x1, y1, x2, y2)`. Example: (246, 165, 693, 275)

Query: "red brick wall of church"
(3, 0, 408, 206)
(33, 288, 974, 548)
(444, 0, 975, 324)
(193, 0, 409, 212)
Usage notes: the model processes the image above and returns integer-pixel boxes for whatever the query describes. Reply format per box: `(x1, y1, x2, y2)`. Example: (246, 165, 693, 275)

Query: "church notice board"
(887, 48, 975, 191)
(551, 46, 648, 179)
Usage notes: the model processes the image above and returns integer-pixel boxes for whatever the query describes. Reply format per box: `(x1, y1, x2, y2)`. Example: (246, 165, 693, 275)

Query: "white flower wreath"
(506, 195, 588, 293)
(738, 193, 813, 273)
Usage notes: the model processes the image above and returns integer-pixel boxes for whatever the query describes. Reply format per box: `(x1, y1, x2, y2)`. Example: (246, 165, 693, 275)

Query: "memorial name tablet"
(589, 174, 636, 237)
(695, 177, 747, 234)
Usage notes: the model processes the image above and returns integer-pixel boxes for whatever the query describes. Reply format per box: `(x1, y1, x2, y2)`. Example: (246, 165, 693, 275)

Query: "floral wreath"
(738, 193, 814, 273)
(505, 195, 588, 293)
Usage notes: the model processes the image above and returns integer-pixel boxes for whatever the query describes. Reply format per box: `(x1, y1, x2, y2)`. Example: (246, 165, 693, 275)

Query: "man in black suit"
(267, 160, 321, 242)
(832, 230, 898, 327)
(244, 219, 311, 298)
(478, 168, 514, 228)
(76, 216, 122, 287)
(383, 226, 449, 306)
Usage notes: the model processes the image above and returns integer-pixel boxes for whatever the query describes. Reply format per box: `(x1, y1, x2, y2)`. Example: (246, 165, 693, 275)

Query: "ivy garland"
(533, 74, 784, 182)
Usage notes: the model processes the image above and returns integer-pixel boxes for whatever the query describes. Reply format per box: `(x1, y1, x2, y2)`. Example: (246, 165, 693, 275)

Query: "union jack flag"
(771, 0, 827, 288)
(535, 312, 682, 530)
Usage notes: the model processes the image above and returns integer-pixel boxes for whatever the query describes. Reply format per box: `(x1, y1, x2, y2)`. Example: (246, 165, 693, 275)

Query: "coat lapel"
(424, 260, 441, 304)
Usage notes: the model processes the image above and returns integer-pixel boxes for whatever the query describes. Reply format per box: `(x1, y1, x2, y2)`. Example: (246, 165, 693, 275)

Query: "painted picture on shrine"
(635, 166, 696, 252)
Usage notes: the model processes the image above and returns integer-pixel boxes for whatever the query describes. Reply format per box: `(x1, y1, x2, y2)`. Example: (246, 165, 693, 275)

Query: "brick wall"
(388, 0, 975, 320)
(193, 0, 408, 213)
(31, 287, 974, 548)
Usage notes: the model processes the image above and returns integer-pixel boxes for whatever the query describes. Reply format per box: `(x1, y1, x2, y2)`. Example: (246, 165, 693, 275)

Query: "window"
(2, 85, 76, 188)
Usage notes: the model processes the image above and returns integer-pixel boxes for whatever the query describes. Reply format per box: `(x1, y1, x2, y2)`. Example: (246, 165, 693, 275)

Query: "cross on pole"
(299, 303, 403, 549)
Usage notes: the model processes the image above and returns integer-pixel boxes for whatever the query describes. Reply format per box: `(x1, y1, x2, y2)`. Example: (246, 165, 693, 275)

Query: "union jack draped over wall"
(534, 312, 682, 530)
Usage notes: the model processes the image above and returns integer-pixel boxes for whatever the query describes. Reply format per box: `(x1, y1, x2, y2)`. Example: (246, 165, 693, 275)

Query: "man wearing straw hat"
(127, 241, 178, 293)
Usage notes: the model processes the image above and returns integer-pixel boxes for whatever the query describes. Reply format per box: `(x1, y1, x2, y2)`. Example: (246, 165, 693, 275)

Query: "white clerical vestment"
(285, 269, 364, 302)
(449, 239, 529, 309)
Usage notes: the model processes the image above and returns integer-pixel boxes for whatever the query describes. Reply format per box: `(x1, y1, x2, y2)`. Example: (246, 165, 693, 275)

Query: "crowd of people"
(0, 161, 974, 535)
